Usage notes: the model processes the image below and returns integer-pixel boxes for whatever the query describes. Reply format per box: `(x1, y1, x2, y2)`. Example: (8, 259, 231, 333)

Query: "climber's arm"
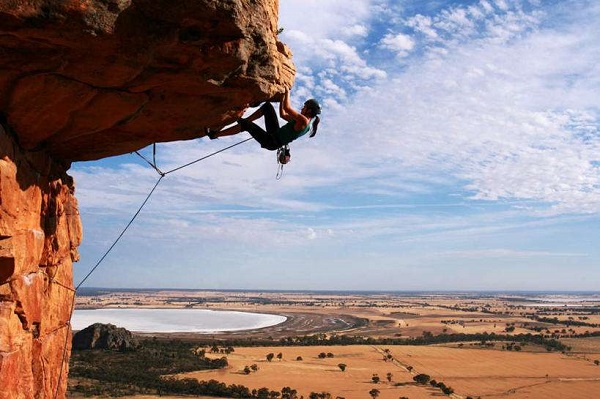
(279, 88, 309, 127)
(279, 88, 292, 120)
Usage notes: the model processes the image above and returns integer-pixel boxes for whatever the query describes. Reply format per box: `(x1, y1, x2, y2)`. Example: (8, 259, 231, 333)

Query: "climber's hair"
(309, 115, 320, 137)
(303, 98, 321, 138)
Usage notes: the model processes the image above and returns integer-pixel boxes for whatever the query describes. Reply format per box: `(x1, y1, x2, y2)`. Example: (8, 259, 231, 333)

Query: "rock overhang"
(0, 0, 295, 163)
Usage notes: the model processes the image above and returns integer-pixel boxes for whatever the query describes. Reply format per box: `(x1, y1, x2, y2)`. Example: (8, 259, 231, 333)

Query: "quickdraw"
(276, 145, 290, 180)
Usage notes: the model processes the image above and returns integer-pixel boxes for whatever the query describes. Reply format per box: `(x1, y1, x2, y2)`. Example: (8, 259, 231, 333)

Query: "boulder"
(73, 323, 140, 352)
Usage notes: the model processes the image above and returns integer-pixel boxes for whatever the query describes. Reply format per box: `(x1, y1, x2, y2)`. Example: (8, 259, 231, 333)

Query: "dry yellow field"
(562, 337, 600, 355)
(387, 345, 600, 398)
(175, 345, 600, 399)
(179, 345, 423, 399)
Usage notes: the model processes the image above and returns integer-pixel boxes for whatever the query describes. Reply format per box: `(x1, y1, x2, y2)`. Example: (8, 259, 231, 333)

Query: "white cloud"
(407, 15, 438, 39)
(379, 32, 415, 56)
(315, 1, 600, 216)
(494, 0, 509, 12)
(342, 24, 369, 38)
(480, 1, 495, 14)
(278, 0, 374, 41)
(405, 0, 542, 47)
(279, 1, 386, 110)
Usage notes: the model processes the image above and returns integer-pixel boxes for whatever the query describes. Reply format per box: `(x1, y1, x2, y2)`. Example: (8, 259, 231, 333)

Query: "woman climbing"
(205, 88, 321, 150)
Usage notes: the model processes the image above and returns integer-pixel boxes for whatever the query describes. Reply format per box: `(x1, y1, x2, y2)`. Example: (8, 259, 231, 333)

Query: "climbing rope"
(53, 136, 252, 399)
(134, 144, 165, 176)
(163, 137, 253, 175)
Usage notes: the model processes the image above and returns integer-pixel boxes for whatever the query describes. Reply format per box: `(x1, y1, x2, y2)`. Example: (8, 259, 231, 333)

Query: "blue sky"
(71, 0, 600, 291)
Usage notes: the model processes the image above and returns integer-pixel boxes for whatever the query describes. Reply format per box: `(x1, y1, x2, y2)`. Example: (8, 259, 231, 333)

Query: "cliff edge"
(0, 1, 294, 398)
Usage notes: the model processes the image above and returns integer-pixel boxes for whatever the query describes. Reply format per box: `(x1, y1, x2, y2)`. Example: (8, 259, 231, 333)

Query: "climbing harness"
(276, 145, 290, 180)
(53, 136, 253, 399)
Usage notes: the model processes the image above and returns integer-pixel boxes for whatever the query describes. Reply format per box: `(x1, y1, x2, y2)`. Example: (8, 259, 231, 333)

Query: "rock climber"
(205, 88, 321, 151)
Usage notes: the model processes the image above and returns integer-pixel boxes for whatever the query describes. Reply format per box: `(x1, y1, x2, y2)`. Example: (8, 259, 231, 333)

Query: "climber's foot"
(204, 127, 218, 140)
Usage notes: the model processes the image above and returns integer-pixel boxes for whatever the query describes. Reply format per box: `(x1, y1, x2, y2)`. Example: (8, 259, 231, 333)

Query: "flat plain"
(179, 344, 600, 399)
(70, 290, 600, 399)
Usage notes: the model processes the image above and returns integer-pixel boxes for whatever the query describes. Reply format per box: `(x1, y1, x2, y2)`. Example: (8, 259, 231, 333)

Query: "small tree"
(326, 352, 334, 358)
(257, 388, 270, 399)
(386, 372, 392, 382)
(595, 360, 600, 366)
(318, 352, 327, 359)
(281, 387, 298, 399)
(266, 353, 275, 362)
(368, 388, 380, 399)
(413, 373, 431, 384)
(371, 374, 380, 383)
(338, 363, 347, 372)
(277, 352, 283, 360)
(251, 364, 259, 372)
(243, 366, 251, 374)
(441, 386, 454, 395)
(296, 356, 303, 361)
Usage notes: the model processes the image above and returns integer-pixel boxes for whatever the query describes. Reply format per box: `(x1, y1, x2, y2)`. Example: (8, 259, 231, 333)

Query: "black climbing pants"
(238, 102, 281, 151)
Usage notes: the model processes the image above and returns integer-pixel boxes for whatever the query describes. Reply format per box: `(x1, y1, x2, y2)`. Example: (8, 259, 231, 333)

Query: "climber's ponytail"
(309, 115, 320, 137)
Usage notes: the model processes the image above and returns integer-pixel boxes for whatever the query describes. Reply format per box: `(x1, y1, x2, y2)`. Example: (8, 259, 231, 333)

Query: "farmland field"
(177, 345, 600, 399)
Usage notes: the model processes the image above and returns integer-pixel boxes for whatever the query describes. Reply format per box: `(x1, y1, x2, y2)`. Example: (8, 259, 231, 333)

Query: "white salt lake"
(71, 308, 287, 333)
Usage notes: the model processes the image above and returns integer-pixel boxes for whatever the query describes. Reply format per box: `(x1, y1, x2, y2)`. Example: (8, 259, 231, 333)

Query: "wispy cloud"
(436, 249, 588, 259)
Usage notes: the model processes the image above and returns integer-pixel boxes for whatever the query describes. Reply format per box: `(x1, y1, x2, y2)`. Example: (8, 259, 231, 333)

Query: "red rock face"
(0, 1, 294, 397)
(1, 126, 80, 399)
(0, 0, 295, 162)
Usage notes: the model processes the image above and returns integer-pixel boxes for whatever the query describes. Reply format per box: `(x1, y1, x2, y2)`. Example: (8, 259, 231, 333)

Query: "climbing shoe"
(204, 127, 218, 140)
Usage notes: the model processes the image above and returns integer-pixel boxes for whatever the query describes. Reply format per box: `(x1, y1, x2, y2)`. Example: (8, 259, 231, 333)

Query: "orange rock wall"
(0, 126, 81, 399)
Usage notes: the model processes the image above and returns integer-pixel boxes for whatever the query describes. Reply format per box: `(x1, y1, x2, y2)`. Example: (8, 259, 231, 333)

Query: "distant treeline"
(188, 332, 569, 352)
(526, 315, 600, 328)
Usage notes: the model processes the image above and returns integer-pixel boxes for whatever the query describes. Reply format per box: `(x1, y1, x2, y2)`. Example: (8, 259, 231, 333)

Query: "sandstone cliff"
(0, 126, 81, 399)
(0, 1, 295, 398)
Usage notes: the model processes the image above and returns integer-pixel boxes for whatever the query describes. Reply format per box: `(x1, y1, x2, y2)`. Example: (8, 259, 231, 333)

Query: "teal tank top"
(276, 119, 313, 145)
